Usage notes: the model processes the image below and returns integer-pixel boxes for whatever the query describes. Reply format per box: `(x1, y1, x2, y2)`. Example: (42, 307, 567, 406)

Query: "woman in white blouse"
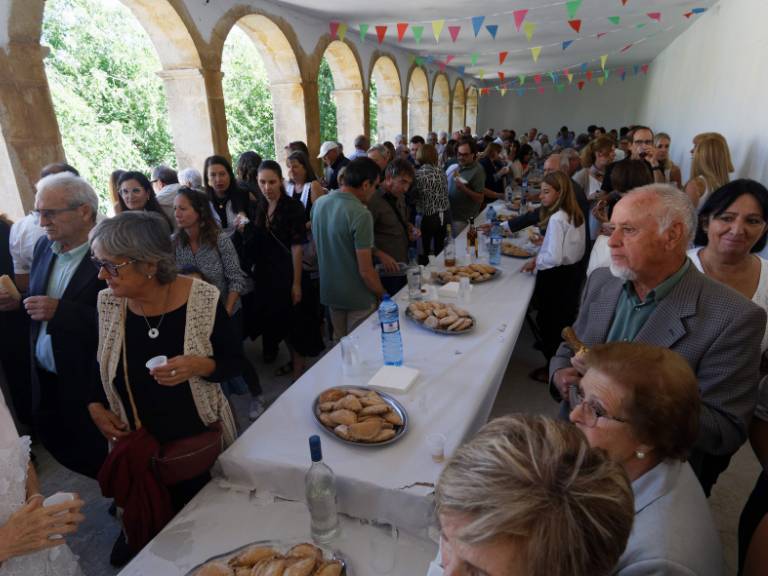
(522, 171, 585, 380)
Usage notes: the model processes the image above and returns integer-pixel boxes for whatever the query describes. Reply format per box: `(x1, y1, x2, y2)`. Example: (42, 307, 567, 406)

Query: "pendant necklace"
(139, 285, 171, 339)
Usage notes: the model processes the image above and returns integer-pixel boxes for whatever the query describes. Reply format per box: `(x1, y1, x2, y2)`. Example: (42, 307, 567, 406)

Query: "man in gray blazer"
(550, 184, 765, 495)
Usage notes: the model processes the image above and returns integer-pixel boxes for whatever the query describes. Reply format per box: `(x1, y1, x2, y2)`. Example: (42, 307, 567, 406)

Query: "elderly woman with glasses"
(569, 342, 723, 575)
(87, 211, 239, 566)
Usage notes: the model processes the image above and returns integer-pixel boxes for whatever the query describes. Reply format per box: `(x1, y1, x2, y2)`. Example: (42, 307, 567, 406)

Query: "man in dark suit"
(3, 172, 107, 478)
(550, 184, 765, 495)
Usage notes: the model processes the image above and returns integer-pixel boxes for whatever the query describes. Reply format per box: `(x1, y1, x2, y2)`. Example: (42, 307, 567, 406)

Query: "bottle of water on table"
(520, 176, 529, 216)
(486, 204, 496, 225)
(378, 294, 403, 366)
(305, 435, 340, 542)
(488, 219, 502, 266)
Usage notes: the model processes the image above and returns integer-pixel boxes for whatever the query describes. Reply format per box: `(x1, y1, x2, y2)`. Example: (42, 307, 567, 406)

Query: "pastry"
(286, 544, 323, 563)
(228, 546, 278, 567)
(328, 409, 357, 425)
(196, 562, 233, 576)
(347, 419, 382, 441)
(0, 275, 20, 301)
(334, 424, 350, 440)
(317, 387, 404, 444)
(334, 395, 362, 412)
(253, 558, 287, 576)
(424, 316, 439, 329)
(318, 402, 335, 412)
(283, 557, 316, 576)
(501, 243, 532, 258)
(383, 411, 403, 426)
(318, 389, 346, 403)
(360, 404, 389, 416)
(371, 429, 396, 442)
(315, 561, 343, 576)
(318, 413, 335, 427)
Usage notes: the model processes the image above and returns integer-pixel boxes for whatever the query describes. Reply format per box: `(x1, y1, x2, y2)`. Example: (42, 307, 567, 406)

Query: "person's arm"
(749, 417, 768, 470)
(217, 235, 246, 315)
(374, 248, 400, 273)
(310, 180, 325, 205)
(535, 216, 566, 271)
(670, 165, 683, 189)
(482, 188, 503, 200)
(25, 463, 40, 500)
(745, 515, 768, 576)
(291, 244, 303, 305)
(684, 178, 703, 209)
(356, 248, 385, 299)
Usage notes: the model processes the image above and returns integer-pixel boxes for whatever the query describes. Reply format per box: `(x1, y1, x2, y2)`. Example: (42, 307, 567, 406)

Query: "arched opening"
(466, 86, 479, 136)
(431, 74, 450, 136)
(321, 40, 364, 152)
(224, 14, 306, 165)
(407, 66, 430, 138)
(452, 79, 466, 135)
(370, 56, 403, 144)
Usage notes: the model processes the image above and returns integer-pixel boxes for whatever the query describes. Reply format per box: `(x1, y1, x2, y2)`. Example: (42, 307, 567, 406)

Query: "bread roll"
(0, 275, 20, 301)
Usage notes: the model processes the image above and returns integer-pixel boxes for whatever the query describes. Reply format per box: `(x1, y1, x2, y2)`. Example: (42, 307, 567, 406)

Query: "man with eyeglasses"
(447, 137, 486, 233)
(1, 172, 107, 478)
(601, 126, 666, 193)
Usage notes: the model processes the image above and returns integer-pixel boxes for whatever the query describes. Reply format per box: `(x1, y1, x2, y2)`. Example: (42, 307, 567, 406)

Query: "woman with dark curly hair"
(116, 171, 173, 230)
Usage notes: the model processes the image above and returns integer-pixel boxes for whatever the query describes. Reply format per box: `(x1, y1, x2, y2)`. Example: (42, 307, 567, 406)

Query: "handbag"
(120, 328, 224, 486)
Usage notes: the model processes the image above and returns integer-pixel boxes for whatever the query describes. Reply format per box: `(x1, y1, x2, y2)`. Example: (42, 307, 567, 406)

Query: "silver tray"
(431, 266, 501, 285)
(185, 539, 347, 575)
(312, 386, 408, 448)
(405, 308, 476, 335)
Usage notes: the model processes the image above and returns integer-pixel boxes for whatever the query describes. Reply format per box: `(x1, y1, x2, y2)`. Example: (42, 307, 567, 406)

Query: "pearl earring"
(635, 450, 646, 459)
(147, 274, 153, 279)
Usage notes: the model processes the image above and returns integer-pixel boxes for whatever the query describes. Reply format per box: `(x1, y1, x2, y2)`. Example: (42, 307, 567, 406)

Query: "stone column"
(376, 94, 402, 144)
(271, 81, 308, 165)
(0, 42, 65, 218)
(302, 79, 322, 173)
(201, 68, 230, 160)
(452, 104, 466, 135)
(432, 100, 450, 135)
(331, 88, 364, 153)
(408, 98, 429, 138)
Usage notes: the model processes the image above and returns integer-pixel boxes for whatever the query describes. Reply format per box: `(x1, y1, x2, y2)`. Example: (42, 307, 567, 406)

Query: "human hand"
(408, 224, 421, 241)
(377, 252, 400, 274)
(521, 259, 536, 274)
(88, 403, 129, 441)
(151, 355, 207, 386)
(23, 296, 59, 322)
(0, 289, 20, 312)
(552, 367, 582, 399)
(291, 283, 302, 305)
(0, 495, 85, 562)
(499, 166, 510, 176)
(530, 233, 543, 246)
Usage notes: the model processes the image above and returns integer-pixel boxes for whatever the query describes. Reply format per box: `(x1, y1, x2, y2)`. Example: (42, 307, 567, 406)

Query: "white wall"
(478, 75, 646, 140)
(636, 0, 768, 183)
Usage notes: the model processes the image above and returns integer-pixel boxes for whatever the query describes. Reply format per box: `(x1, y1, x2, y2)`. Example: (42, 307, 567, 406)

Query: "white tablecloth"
(217, 203, 536, 536)
(119, 481, 438, 575)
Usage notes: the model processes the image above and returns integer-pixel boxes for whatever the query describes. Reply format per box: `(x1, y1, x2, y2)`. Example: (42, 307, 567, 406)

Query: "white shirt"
(536, 210, 585, 270)
(529, 139, 543, 157)
(9, 214, 45, 275)
(587, 235, 611, 276)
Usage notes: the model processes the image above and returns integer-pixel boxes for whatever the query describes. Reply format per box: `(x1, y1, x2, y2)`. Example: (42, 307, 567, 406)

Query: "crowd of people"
(0, 120, 766, 575)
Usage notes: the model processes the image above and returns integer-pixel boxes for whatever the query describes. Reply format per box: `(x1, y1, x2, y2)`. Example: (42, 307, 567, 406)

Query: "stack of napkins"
(437, 281, 472, 299)
(367, 365, 420, 393)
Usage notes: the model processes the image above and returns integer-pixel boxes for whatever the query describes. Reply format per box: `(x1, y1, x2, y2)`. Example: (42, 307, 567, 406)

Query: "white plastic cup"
(145, 355, 168, 371)
(458, 277, 471, 305)
(43, 492, 76, 539)
(427, 433, 447, 463)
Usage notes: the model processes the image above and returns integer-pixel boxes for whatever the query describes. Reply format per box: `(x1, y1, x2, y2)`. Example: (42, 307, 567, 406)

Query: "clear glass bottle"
(444, 224, 456, 267)
(305, 435, 340, 542)
(466, 217, 478, 260)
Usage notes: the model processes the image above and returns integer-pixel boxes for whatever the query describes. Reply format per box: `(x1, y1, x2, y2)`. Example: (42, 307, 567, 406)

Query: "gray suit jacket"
(550, 264, 765, 456)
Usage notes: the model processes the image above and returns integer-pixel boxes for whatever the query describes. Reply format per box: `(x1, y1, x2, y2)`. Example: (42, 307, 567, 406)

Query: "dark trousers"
(230, 310, 262, 396)
(688, 448, 734, 497)
(738, 471, 768, 574)
(534, 263, 582, 361)
(419, 213, 447, 265)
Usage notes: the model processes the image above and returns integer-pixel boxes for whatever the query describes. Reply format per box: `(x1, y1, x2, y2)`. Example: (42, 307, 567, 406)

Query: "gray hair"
(36, 172, 99, 222)
(394, 134, 406, 146)
(436, 415, 634, 576)
(89, 211, 177, 284)
(438, 131, 449, 140)
(628, 184, 696, 245)
(367, 143, 388, 157)
(178, 167, 203, 190)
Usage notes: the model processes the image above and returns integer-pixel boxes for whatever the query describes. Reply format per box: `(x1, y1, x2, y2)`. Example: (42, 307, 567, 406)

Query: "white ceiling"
(270, 0, 718, 84)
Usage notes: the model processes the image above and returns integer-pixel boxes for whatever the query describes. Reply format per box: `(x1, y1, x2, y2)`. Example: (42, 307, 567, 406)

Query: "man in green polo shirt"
(312, 157, 386, 339)
(447, 137, 486, 233)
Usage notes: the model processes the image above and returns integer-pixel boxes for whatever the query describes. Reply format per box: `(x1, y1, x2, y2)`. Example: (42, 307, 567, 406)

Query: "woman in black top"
(204, 155, 252, 237)
(244, 161, 324, 381)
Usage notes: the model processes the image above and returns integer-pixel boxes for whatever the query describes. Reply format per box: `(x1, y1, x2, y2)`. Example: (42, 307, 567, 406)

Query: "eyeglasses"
(91, 256, 136, 277)
(457, 152, 472, 157)
(633, 139, 654, 146)
(119, 187, 146, 197)
(31, 205, 82, 220)
(569, 385, 628, 427)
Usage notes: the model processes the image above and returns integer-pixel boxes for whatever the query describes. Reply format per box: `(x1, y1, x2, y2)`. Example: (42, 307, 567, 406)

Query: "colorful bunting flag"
(577, 80, 585, 90)
(501, 88, 508, 97)
(530, 46, 542, 62)
(636, 23, 646, 29)
(479, 69, 485, 79)
(568, 20, 582, 33)
(457, 66, 465, 75)
(562, 40, 574, 50)
(597, 32, 608, 39)
(604, 69, 611, 80)
(412, 25, 424, 44)
(359, 23, 369, 42)
(486, 24, 499, 39)
(633, 64, 640, 75)
(518, 74, 526, 86)
(523, 21, 537, 41)
(647, 12, 661, 22)
(448, 26, 461, 42)
(498, 72, 505, 81)
(517, 88, 525, 97)
(641, 64, 649, 74)
(692, 7, 707, 14)
(471, 53, 479, 66)
(513, 10, 528, 32)
(597, 77, 605, 86)
(567, 73, 574, 84)
(415, 56, 425, 66)
(621, 70, 627, 81)
(566, 0, 583, 20)
(337, 23, 348, 42)
(396, 23, 408, 42)
(329, 21, 340, 40)
(481, 87, 489, 95)
(499, 51, 508, 65)
(581, 62, 588, 73)
(684, 12, 693, 18)
(600, 54, 608, 70)
(586, 70, 593, 81)
(534, 74, 542, 85)
(537, 86, 545, 95)
(472, 16, 485, 37)
(438, 62, 446, 72)
(621, 43, 633, 53)
(549, 71, 557, 83)
(556, 84, 566, 93)
(446, 55, 455, 64)
(608, 16, 621, 25)
(432, 20, 445, 42)
(375, 25, 387, 44)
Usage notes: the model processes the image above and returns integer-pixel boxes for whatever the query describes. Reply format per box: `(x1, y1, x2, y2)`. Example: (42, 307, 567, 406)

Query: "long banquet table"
(121, 201, 536, 574)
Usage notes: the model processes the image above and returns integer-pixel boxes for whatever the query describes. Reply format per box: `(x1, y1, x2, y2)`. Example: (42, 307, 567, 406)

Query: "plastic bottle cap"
(309, 435, 323, 462)
(382, 294, 391, 301)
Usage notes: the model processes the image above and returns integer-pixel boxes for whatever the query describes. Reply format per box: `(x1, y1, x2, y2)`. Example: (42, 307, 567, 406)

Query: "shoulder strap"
(121, 300, 142, 430)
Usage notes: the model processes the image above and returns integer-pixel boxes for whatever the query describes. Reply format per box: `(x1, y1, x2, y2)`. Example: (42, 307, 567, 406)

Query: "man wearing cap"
(318, 141, 350, 191)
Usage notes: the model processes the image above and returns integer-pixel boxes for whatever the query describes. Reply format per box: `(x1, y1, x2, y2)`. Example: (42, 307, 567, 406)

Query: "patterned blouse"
(174, 231, 248, 313)
(415, 164, 450, 216)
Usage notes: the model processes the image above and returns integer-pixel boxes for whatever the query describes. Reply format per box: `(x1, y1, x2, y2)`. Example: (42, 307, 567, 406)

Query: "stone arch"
(217, 13, 307, 164)
(407, 66, 430, 138)
(452, 79, 466, 134)
(369, 54, 403, 144)
(466, 86, 479, 135)
(319, 40, 365, 152)
(431, 73, 450, 136)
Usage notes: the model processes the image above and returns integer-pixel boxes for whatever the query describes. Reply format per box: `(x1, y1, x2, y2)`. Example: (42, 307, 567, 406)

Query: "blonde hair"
(690, 135, 732, 193)
(436, 415, 634, 576)
(654, 132, 673, 171)
(580, 135, 614, 168)
(693, 132, 735, 171)
(540, 170, 584, 228)
(480, 142, 502, 159)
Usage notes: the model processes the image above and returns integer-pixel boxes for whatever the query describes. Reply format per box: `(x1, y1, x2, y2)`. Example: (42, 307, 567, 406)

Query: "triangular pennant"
(432, 20, 445, 42)
(537, 87, 545, 95)
(472, 16, 485, 37)
(408, 55, 415, 66)
(478, 69, 485, 79)
(359, 23, 369, 42)
(486, 24, 498, 39)
(621, 71, 627, 81)
(636, 23, 646, 29)
(566, 0, 583, 20)
(641, 64, 649, 74)
(586, 70, 594, 81)
(446, 55, 455, 64)
(338, 23, 348, 42)
(633, 64, 640, 75)
(397, 23, 408, 42)
(549, 72, 557, 84)
(534, 74, 542, 85)
(513, 9, 529, 32)
(481, 87, 489, 95)
(556, 84, 566, 93)
(562, 40, 574, 50)
(471, 53, 479, 66)
(577, 80, 585, 90)
(567, 73, 574, 84)
(412, 25, 424, 44)
(457, 66, 465, 75)
(692, 8, 707, 14)
(517, 88, 525, 97)
(518, 74, 526, 86)
(523, 21, 537, 41)
(568, 20, 582, 33)
(448, 25, 461, 42)
(499, 51, 508, 65)
(415, 56, 425, 66)
(563, 67, 570, 75)
(530, 46, 542, 62)
(501, 88, 508, 97)
(581, 62, 588, 73)
(596, 32, 608, 39)
(608, 16, 621, 25)
(425, 55, 434, 64)
(498, 71, 505, 81)
(597, 77, 605, 86)
(684, 12, 694, 19)
(604, 69, 610, 80)
(647, 12, 661, 22)
(600, 54, 608, 70)
(375, 25, 387, 44)
(621, 43, 633, 53)
(329, 21, 340, 40)
(439, 62, 447, 72)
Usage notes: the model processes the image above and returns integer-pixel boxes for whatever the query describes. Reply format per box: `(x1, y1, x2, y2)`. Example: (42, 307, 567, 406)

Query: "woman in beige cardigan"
(87, 211, 238, 566)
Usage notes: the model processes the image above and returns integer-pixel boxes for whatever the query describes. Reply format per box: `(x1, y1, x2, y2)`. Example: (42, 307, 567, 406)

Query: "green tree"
(369, 79, 378, 144)
(318, 58, 337, 144)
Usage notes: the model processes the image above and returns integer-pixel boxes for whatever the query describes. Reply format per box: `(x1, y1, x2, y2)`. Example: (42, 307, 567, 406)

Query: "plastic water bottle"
(305, 435, 340, 542)
(519, 183, 529, 216)
(378, 295, 403, 366)
(488, 219, 502, 266)
(486, 204, 496, 225)
(504, 184, 515, 204)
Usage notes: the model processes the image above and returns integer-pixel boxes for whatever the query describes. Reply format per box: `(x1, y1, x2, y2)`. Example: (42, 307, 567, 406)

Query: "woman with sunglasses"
(87, 211, 238, 566)
(116, 171, 173, 231)
(569, 341, 723, 575)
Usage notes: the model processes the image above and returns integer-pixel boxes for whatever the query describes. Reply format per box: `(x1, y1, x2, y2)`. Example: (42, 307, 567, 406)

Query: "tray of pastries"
(190, 541, 345, 576)
(313, 386, 407, 447)
(406, 301, 475, 334)
(501, 242, 534, 259)
(432, 263, 499, 284)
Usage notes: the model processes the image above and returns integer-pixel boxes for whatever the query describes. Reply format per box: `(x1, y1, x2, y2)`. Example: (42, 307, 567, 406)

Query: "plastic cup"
(427, 433, 447, 463)
(458, 277, 471, 305)
(145, 355, 168, 371)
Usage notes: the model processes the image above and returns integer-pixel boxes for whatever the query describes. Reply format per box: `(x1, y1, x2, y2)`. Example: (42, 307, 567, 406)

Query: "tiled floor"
(36, 324, 759, 575)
